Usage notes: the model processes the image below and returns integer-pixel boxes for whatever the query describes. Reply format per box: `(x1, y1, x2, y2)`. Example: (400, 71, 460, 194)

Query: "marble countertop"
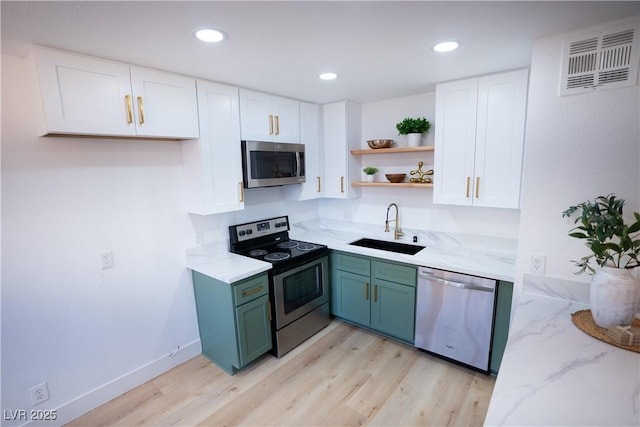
(186, 219, 517, 283)
(484, 274, 640, 427)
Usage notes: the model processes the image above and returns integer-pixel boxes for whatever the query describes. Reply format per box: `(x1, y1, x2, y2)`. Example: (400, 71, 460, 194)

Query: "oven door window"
(250, 151, 298, 179)
(282, 263, 323, 314)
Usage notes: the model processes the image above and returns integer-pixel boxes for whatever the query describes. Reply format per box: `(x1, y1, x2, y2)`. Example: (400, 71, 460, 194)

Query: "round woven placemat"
(571, 309, 640, 353)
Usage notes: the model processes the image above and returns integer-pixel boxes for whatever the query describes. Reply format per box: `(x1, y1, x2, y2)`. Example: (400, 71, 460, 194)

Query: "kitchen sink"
(349, 238, 425, 255)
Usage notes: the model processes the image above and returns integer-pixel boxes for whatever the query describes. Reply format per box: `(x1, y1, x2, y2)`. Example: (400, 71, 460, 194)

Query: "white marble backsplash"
(522, 273, 590, 304)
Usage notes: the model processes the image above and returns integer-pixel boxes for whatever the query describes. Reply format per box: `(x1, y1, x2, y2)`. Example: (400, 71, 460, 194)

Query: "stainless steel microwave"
(241, 140, 306, 188)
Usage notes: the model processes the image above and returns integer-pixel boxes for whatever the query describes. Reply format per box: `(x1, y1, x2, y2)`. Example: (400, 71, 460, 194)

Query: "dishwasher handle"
(418, 268, 495, 293)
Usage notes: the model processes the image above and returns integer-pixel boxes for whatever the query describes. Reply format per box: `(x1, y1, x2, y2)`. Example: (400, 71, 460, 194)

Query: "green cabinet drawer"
(233, 273, 269, 306)
(334, 252, 371, 275)
(372, 260, 416, 286)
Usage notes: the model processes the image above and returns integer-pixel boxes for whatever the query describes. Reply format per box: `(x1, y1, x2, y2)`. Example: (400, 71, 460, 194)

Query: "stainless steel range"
(229, 216, 330, 357)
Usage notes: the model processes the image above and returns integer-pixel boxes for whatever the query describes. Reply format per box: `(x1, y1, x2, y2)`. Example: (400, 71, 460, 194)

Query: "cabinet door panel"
(474, 69, 528, 209)
(130, 67, 199, 138)
(371, 279, 415, 343)
(272, 97, 300, 143)
(236, 294, 272, 366)
(239, 89, 271, 140)
(433, 78, 478, 206)
(333, 270, 370, 326)
(32, 47, 135, 136)
(286, 102, 321, 200)
(182, 80, 243, 214)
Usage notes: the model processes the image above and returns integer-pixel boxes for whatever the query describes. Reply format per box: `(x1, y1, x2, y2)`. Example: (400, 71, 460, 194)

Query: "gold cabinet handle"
(239, 182, 245, 202)
(268, 115, 274, 135)
(316, 176, 321, 193)
(242, 285, 264, 298)
(125, 95, 133, 124)
(465, 177, 471, 198)
(340, 176, 345, 193)
(365, 282, 369, 300)
(275, 115, 280, 135)
(475, 177, 480, 198)
(137, 96, 145, 125)
(267, 300, 272, 322)
(374, 284, 378, 302)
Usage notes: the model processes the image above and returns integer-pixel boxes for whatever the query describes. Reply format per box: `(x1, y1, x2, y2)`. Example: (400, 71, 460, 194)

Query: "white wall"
(1, 55, 201, 425)
(188, 187, 319, 248)
(515, 26, 640, 293)
(0, 53, 322, 425)
(319, 92, 522, 240)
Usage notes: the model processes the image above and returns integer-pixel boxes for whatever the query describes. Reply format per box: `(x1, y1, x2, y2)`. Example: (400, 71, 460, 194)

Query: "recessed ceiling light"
(194, 28, 226, 43)
(433, 41, 459, 53)
(319, 72, 338, 81)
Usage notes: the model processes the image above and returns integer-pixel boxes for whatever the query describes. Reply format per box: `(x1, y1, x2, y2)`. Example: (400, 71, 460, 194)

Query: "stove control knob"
(239, 230, 246, 236)
(247, 229, 253, 235)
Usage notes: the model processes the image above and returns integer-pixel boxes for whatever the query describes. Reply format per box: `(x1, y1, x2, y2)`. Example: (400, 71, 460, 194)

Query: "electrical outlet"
(530, 254, 546, 275)
(99, 251, 114, 270)
(29, 382, 49, 406)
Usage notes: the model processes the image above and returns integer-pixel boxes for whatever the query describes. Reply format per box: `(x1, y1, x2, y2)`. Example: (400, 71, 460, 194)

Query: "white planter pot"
(590, 267, 639, 328)
(365, 174, 375, 182)
(406, 133, 422, 147)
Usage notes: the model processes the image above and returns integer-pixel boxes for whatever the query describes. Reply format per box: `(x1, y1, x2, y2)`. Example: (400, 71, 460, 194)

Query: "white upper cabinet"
(433, 69, 528, 209)
(239, 89, 300, 143)
(285, 102, 323, 200)
(129, 67, 199, 138)
(27, 46, 199, 139)
(322, 101, 361, 199)
(182, 80, 244, 215)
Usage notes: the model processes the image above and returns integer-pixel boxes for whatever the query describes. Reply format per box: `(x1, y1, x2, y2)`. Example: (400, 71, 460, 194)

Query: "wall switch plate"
(99, 251, 114, 270)
(29, 382, 49, 406)
(530, 254, 546, 274)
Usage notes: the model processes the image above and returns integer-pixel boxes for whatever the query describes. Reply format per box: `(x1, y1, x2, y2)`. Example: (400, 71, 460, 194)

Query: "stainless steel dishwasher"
(414, 267, 496, 372)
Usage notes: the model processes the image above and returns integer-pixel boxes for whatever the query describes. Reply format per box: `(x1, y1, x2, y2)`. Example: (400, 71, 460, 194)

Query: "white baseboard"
(21, 339, 202, 427)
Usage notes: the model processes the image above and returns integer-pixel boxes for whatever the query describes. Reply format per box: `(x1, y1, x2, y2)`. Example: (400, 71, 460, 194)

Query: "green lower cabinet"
(192, 271, 272, 375)
(371, 279, 415, 342)
(332, 269, 371, 325)
(331, 252, 416, 344)
(490, 280, 513, 374)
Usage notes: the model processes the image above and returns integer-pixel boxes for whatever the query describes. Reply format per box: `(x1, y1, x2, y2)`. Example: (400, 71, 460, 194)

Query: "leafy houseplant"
(562, 194, 640, 327)
(395, 117, 431, 135)
(363, 166, 379, 175)
(562, 194, 640, 274)
(363, 166, 378, 182)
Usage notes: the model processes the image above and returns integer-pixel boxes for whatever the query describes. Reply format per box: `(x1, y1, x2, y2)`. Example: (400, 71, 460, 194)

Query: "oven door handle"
(295, 152, 302, 177)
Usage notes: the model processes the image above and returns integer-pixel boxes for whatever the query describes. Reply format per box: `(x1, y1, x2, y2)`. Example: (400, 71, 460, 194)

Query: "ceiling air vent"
(560, 20, 639, 96)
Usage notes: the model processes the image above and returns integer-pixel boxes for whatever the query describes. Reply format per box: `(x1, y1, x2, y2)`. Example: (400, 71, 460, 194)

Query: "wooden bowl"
(367, 139, 393, 149)
(385, 173, 406, 183)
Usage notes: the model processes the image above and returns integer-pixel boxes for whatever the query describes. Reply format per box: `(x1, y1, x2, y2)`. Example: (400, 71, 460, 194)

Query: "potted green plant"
(363, 166, 379, 182)
(562, 194, 640, 327)
(395, 117, 431, 147)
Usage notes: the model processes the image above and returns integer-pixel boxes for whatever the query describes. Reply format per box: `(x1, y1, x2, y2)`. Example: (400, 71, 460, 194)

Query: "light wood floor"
(68, 320, 495, 426)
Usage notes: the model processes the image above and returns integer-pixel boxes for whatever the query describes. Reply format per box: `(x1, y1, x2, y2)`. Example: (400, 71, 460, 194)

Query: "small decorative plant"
(562, 194, 640, 274)
(363, 166, 379, 175)
(395, 117, 431, 135)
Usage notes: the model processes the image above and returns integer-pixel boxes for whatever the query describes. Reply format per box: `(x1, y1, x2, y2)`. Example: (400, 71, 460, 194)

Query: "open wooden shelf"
(351, 146, 435, 155)
(351, 182, 433, 188)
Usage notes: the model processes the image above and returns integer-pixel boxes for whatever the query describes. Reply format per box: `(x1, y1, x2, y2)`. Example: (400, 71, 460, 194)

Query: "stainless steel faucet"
(385, 203, 404, 240)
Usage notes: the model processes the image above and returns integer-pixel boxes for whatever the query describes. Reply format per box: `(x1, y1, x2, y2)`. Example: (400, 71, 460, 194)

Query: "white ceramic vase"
(590, 267, 639, 328)
(366, 174, 375, 182)
(407, 133, 422, 147)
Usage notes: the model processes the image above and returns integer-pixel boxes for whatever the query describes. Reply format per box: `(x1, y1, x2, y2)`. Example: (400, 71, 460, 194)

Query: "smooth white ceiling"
(2, 1, 639, 103)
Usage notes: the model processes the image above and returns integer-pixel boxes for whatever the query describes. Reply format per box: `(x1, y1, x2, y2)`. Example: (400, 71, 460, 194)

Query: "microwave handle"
(295, 152, 301, 177)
